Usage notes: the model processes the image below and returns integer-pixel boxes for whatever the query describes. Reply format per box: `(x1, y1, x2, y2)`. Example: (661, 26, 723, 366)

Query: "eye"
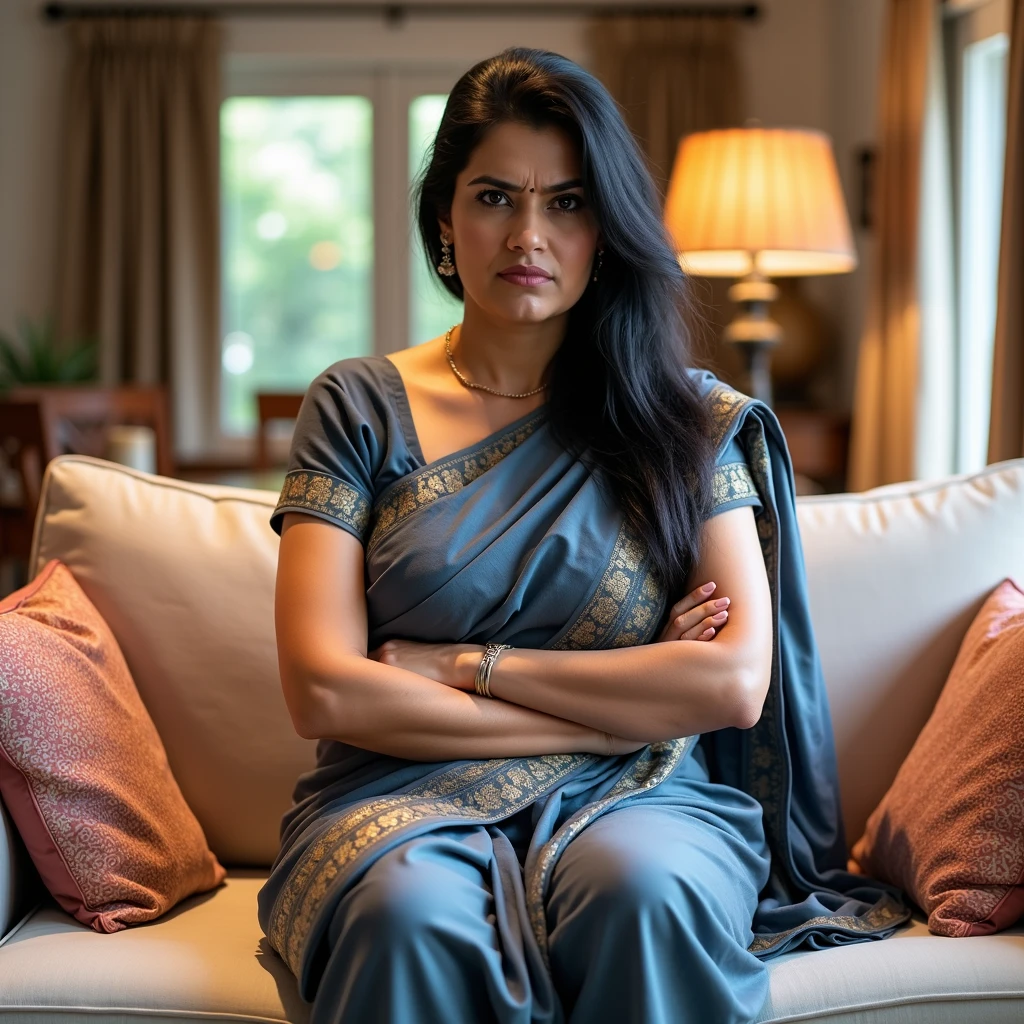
(476, 189, 509, 207)
(554, 194, 586, 213)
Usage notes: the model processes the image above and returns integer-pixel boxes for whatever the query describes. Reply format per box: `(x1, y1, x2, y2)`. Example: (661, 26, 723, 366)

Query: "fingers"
(667, 596, 729, 636)
(666, 580, 717, 621)
(683, 610, 729, 639)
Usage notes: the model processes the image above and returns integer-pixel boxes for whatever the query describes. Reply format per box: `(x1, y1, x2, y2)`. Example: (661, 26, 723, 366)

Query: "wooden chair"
(254, 392, 305, 472)
(0, 385, 173, 569)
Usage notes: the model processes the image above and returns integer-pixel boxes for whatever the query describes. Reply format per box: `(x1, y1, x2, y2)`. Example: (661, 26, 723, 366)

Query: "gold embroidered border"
(367, 412, 545, 552)
(268, 751, 592, 976)
(274, 471, 370, 536)
(747, 894, 911, 955)
(711, 461, 759, 513)
(524, 735, 697, 962)
(549, 520, 665, 651)
(707, 383, 752, 451)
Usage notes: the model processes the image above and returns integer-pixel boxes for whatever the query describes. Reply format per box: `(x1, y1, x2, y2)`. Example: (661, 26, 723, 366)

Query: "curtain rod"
(43, 3, 761, 22)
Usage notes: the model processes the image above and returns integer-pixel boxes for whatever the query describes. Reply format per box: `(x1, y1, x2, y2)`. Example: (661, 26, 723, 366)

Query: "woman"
(258, 47, 908, 1024)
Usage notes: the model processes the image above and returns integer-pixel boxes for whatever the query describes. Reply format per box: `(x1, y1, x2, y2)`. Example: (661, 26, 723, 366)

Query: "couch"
(2, 453, 1023, 1024)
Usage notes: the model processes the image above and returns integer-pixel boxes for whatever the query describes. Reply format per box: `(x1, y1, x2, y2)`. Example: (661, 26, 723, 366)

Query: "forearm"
(487, 639, 766, 741)
(292, 653, 620, 761)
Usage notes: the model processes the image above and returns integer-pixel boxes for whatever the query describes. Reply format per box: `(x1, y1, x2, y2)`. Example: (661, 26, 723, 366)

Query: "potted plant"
(0, 316, 98, 395)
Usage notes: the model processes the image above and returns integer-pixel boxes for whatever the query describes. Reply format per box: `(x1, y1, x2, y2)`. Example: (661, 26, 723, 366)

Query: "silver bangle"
(474, 643, 511, 698)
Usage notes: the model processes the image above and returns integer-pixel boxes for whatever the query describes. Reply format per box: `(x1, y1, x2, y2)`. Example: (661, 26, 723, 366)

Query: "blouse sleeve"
(707, 431, 763, 520)
(269, 365, 382, 543)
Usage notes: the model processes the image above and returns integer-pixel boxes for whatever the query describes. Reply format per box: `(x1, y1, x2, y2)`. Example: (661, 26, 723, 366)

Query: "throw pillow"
(0, 559, 226, 932)
(850, 578, 1024, 936)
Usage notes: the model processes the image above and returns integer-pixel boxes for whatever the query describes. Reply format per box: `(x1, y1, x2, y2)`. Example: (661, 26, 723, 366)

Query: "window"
(217, 67, 465, 450)
(955, 31, 1009, 472)
(947, 0, 1011, 473)
(220, 97, 373, 437)
(409, 95, 463, 349)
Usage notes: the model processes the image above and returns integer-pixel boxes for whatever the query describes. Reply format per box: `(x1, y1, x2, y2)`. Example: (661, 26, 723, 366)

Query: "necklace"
(444, 324, 547, 399)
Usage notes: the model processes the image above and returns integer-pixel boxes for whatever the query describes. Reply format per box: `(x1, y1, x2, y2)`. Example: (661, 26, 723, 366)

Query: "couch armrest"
(0, 793, 41, 942)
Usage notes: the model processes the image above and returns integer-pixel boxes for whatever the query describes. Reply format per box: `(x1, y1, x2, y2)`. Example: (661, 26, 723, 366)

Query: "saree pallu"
(257, 365, 910, 1012)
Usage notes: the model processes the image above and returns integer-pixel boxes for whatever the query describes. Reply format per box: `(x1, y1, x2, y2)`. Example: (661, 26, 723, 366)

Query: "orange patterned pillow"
(0, 559, 226, 932)
(851, 578, 1024, 936)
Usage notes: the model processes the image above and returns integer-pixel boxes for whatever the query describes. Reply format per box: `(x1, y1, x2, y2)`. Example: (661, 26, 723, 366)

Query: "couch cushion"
(0, 559, 227, 933)
(0, 872, 307, 1024)
(795, 457, 1024, 847)
(0, 874, 1021, 1024)
(29, 456, 317, 869)
(756, 917, 1024, 1023)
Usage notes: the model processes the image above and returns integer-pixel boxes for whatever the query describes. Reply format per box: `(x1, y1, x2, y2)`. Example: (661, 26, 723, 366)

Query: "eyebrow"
(466, 175, 584, 193)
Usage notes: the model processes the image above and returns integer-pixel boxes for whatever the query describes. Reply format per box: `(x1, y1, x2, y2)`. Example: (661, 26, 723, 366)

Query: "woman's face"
(440, 121, 602, 325)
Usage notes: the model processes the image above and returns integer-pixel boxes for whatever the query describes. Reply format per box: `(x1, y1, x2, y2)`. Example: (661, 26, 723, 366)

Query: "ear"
(437, 214, 453, 240)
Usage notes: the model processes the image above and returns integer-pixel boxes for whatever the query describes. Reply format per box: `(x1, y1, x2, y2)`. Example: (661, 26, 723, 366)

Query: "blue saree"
(257, 356, 910, 1023)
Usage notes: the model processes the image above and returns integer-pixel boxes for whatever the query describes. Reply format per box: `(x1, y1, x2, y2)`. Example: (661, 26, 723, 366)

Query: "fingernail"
(701, 627, 715, 638)
(701, 582, 715, 593)
(713, 611, 728, 621)
(714, 597, 730, 608)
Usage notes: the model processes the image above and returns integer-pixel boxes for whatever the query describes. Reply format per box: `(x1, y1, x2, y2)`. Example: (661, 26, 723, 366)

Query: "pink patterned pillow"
(0, 559, 226, 932)
(851, 578, 1024, 936)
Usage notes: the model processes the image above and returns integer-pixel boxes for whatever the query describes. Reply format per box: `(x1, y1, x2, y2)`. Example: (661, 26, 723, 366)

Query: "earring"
(592, 248, 605, 283)
(437, 234, 456, 277)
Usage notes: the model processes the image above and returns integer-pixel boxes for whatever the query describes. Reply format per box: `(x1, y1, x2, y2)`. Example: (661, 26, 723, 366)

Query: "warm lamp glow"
(664, 128, 857, 277)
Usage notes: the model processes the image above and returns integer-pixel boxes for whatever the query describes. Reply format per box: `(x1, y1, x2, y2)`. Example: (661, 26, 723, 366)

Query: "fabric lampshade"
(663, 127, 857, 278)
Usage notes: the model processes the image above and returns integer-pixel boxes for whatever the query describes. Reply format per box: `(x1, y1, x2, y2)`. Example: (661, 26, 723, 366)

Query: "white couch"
(2, 453, 1024, 1024)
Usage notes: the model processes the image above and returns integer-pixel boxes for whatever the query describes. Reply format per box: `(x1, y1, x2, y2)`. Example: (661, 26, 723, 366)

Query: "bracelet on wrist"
(474, 642, 512, 698)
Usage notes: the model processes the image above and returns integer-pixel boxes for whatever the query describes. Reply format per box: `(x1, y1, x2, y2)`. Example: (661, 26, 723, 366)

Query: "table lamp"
(663, 127, 857, 406)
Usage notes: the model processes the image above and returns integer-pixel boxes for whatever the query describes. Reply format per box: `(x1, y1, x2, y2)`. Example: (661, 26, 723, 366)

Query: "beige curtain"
(587, 14, 743, 203)
(848, 0, 956, 491)
(987, 0, 1024, 463)
(56, 16, 221, 460)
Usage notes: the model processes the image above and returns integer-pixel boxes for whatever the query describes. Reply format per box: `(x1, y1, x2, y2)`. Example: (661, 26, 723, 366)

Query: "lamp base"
(723, 271, 781, 407)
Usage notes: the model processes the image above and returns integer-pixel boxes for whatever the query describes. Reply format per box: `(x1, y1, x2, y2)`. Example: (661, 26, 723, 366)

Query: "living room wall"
(0, 0, 886, 416)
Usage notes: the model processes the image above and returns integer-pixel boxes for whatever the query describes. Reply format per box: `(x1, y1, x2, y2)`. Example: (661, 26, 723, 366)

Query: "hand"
(656, 581, 730, 643)
(368, 639, 483, 691)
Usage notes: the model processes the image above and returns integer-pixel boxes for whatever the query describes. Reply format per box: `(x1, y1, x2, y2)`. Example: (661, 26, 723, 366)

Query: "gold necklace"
(444, 324, 547, 399)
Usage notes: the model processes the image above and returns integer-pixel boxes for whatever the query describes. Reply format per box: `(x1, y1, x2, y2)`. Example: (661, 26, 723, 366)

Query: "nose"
(507, 204, 547, 253)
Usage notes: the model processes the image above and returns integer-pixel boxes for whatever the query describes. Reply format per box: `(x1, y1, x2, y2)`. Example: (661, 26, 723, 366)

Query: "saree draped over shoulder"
(257, 356, 910, 1018)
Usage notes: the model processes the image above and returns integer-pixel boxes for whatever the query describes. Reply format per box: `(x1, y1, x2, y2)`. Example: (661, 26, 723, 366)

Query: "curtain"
(56, 16, 221, 460)
(586, 14, 743, 203)
(848, 0, 956, 490)
(987, 0, 1024, 463)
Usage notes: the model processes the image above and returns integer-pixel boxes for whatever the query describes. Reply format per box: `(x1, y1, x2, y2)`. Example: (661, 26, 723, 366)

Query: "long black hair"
(412, 46, 716, 597)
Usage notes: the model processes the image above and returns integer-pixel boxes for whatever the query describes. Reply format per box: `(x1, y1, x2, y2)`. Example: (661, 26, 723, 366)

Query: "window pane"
(957, 32, 1009, 471)
(409, 95, 462, 347)
(220, 96, 373, 436)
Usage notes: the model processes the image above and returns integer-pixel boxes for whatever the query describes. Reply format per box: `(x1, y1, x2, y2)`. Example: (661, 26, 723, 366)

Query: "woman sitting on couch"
(257, 46, 909, 1024)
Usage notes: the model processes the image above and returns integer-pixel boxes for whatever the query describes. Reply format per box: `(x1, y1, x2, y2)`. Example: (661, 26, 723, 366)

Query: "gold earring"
(437, 234, 456, 277)
(592, 249, 605, 283)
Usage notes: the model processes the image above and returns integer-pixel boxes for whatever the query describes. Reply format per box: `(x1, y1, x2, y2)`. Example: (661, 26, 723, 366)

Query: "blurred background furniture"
(0, 385, 172, 590)
(254, 391, 305, 473)
(775, 408, 852, 495)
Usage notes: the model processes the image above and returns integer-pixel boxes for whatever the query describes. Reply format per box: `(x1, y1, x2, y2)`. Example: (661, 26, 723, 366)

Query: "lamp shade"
(664, 127, 857, 277)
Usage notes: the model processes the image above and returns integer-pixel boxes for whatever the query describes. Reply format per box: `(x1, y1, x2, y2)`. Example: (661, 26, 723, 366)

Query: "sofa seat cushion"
(757, 915, 1024, 1023)
(1, 871, 1023, 1024)
(0, 871, 308, 1024)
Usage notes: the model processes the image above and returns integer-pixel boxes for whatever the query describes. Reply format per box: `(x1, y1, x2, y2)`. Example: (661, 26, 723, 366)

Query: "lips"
(498, 266, 553, 286)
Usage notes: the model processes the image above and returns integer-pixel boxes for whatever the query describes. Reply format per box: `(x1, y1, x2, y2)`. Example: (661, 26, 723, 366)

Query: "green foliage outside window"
(408, 95, 463, 347)
(220, 96, 373, 436)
